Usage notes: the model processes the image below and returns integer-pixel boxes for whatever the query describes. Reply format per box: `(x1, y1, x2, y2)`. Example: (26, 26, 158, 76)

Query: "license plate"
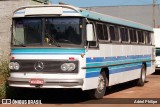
(30, 79, 44, 85)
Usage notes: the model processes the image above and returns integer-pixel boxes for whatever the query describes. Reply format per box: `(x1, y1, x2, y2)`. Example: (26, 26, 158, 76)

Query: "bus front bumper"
(7, 77, 83, 88)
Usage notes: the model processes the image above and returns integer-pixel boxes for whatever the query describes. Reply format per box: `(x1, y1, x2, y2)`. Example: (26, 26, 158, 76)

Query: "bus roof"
(13, 4, 153, 32)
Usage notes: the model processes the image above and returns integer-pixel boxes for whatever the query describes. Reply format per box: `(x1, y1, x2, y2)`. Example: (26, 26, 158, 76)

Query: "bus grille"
(10, 60, 78, 73)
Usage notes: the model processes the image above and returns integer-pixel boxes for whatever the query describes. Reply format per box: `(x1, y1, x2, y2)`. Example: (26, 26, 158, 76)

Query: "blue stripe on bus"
(146, 62, 151, 67)
(63, 11, 78, 13)
(86, 62, 151, 78)
(86, 68, 101, 72)
(109, 64, 141, 74)
(86, 59, 151, 68)
(86, 65, 141, 78)
(86, 55, 151, 63)
(86, 72, 100, 78)
(11, 48, 85, 55)
(15, 11, 25, 14)
(86, 55, 151, 68)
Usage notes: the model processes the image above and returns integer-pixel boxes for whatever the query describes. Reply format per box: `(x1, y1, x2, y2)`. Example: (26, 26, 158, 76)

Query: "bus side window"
(96, 23, 104, 40)
(130, 29, 137, 43)
(109, 25, 119, 42)
(145, 31, 151, 44)
(109, 25, 116, 41)
(103, 24, 109, 41)
(120, 27, 129, 42)
(138, 30, 144, 44)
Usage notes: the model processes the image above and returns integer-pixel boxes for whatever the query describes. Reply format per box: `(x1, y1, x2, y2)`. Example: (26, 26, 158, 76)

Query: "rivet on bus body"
(81, 53, 85, 58)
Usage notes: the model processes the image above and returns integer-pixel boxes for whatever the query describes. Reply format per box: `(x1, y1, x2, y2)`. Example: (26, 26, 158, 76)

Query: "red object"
(11, 57, 15, 60)
(69, 57, 75, 60)
(30, 79, 44, 85)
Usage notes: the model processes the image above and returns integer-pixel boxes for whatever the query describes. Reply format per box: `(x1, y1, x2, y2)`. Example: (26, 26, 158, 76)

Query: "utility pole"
(153, 0, 156, 28)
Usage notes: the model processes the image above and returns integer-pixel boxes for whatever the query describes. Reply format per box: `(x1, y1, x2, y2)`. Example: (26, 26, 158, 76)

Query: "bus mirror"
(86, 24, 94, 41)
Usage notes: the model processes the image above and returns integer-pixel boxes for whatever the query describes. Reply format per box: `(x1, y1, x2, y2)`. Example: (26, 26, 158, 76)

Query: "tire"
(88, 71, 107, 99)
(137, 64, 146, 86)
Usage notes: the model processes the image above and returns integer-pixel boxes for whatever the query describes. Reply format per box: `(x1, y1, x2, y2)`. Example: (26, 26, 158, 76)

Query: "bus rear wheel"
(137, 64, 146, 86)
(88, 71, 107, 99)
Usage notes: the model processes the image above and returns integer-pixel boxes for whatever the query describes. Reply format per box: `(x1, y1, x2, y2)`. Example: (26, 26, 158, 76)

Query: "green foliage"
(0, 60, 9, 99)
(0, 60, 9, 79)
(0, 82, 6, 98)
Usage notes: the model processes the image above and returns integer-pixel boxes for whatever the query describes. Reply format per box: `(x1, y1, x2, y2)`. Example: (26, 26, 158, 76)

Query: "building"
(0, 0, 49, 59)
(86, 5, 160, 27)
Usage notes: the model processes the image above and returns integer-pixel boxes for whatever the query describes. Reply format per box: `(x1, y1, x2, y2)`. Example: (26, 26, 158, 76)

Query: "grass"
(0, 60, 9, 99)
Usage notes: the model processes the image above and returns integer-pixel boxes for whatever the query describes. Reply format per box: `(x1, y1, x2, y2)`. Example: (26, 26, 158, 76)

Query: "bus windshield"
(12, 18, 82, 47)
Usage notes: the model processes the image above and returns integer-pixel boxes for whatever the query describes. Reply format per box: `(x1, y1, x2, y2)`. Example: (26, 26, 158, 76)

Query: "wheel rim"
(141, 67, 146, 82)
(97, 74, 105, 93)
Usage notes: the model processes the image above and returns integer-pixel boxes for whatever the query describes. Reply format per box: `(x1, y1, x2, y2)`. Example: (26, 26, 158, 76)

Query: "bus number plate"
(30, 79, 44, 85)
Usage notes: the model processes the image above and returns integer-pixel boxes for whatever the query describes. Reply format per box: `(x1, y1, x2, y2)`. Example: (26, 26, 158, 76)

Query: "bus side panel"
(84, 44, 154, 89)
(108, 44, 154, 86)
(83, 45, 112, 90)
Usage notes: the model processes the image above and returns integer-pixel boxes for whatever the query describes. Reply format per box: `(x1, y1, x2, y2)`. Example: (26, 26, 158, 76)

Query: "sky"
(50, 0, 159, 7)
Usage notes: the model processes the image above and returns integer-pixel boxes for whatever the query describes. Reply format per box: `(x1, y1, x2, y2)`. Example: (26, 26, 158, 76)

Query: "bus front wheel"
(88, 71, 107, 99)
(137, 64, 146, 86)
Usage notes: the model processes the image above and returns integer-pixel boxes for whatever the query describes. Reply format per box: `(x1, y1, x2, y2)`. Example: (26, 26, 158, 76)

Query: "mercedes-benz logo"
(34, 61, 44, 71)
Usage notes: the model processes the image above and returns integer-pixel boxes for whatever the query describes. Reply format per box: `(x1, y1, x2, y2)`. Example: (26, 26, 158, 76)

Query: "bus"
(153, 28, 160, 70)
(8, 4, 155, 99)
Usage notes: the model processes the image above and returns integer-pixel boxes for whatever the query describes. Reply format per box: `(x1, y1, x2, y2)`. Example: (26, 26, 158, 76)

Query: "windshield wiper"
(46, 33, 61, 47)
(13, 38, 26, 47)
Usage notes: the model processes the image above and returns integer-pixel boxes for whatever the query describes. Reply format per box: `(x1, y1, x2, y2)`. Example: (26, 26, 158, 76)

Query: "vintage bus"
(8, 4, 155, 99)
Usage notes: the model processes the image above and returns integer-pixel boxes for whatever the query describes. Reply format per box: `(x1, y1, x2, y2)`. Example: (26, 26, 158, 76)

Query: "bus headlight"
(61, 63, 76, 72)
(61, 63, 68, 71)
(9, 62, 20, 70)
(9, 62, 15, 70)
(67, 63, 76, 71)
(14, 62, 20, 70)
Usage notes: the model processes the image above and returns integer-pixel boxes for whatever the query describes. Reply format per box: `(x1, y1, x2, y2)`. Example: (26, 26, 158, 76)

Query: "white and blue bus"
(8, 5, 155, 99)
